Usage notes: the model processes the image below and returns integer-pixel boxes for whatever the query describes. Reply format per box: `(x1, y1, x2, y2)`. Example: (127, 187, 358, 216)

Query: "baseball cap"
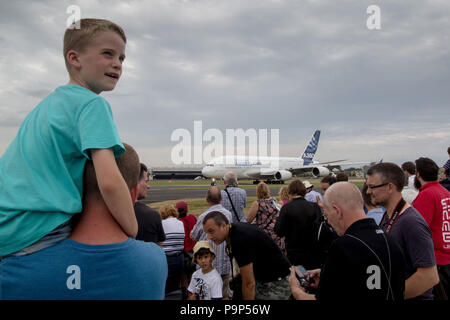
(193, 241, 215, 262)
(303, 180, 313, 189)
(176, 200, 188, 212)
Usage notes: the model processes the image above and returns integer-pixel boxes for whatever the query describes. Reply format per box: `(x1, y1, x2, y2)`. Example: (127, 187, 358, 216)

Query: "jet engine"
(274, 170, 293, 180)
(312, 166, 330, 177)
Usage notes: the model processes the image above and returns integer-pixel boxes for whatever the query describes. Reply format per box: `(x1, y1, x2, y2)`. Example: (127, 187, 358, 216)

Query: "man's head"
(288, 179, 306, 197)
(223, 171, 238, 187)
(321, 182, 365, 236)
(365, 163, 404, 207)
(202, 211, 230, 245)
(415, 157, 439, 188)
(448, 147, 450, 157)
(64, 18, 126, 94)
(137, 163, 149, 201)
(320, 176, 336, 195)
(193, 241, 216, 270)
(206, 186, 222, 205)
(83, 143, 140, 202)
(336, 172, 349, 182)
(401, 161, 416, 177)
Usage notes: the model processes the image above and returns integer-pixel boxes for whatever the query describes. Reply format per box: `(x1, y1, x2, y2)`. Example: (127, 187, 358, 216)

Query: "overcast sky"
(1, 0, 449, 168)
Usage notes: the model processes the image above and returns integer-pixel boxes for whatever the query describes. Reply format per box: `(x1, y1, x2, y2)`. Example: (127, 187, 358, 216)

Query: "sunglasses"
(367, 182, 389, 189)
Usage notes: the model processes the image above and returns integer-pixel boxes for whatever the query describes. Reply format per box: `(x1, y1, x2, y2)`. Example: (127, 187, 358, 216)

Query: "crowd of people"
(0, 18, 449, 302)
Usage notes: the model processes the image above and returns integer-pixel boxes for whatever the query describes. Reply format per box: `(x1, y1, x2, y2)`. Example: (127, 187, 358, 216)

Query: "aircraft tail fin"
(301, 130, 320, 165)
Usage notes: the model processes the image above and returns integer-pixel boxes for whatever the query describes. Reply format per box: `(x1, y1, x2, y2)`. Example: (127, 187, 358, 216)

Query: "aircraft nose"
(202, 166, 209, 177)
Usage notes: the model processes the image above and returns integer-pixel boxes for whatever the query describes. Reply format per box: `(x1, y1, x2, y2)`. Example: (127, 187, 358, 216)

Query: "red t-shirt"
(413, 181, 450, 265)
(179, 214, 197, 252)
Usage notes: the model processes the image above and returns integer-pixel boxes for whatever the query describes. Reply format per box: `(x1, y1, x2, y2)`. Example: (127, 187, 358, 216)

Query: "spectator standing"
(134, 163, 165, 246)
(275, 180, 322, 269)
(412, 157, 450, 299)
(187, 241, 223, 300)
(221, 172, 247, 223)
(442, 147, 450, 175)
(278, 186, 290, 207)
(402, 161, 417, 190)
(191, 187, 233, 299)
(246, 182, 285, 254)
(366, 162, 439, 299)
(160, 204, 185, 300)
(176, 200, 197, 299)
(361, 183, 384, 225)
(304, 180, 323, 204)
(203, 211, 291, 300)
(0, 144, 167, 299)
(289, 182, 406, 301)
(320, 176, 336, 195)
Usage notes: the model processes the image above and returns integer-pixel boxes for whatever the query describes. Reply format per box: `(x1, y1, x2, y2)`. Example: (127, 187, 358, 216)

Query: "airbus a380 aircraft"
(201, 130, 368, 183)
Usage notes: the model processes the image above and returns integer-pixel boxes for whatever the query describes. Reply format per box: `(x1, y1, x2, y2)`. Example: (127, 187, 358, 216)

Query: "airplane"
(201, 130, 370, 184)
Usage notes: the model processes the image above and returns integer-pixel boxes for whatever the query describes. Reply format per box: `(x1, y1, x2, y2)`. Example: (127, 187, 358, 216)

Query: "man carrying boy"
(0, 144, 168, 299)
(0, 19, 137, 258)
(187, 241, 223, 300)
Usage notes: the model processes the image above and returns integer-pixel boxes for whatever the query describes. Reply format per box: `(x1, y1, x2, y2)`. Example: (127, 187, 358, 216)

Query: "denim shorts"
(6, 220, 73, 258)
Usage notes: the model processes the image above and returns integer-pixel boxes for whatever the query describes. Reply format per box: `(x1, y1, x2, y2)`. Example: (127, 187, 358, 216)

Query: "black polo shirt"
(316, 218, 406, 301)
(134, 202, 166, 244)
(228, 222, 290, 282)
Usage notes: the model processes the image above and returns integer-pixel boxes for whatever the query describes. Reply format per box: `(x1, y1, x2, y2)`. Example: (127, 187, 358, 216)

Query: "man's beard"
(137, 192, 146, 201)
(414, 176, 422, 190)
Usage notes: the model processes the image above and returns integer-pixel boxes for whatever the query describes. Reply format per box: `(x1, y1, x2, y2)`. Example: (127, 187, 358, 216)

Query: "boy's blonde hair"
(63, 18, 127, 73)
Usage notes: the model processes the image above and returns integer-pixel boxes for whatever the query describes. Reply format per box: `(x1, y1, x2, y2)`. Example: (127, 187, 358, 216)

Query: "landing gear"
(253, 180, 285, 184)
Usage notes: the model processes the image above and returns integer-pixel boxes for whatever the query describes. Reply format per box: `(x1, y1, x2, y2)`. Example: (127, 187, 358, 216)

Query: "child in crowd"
(0, 19, 137, 257)
(187, 241, 223, 300)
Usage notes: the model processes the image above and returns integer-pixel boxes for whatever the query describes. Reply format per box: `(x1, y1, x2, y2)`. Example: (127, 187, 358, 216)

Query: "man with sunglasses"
(366, 162, 439, 300)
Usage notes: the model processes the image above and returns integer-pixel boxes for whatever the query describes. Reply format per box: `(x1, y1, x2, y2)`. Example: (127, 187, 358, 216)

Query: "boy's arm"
(91, 148, 138, 238)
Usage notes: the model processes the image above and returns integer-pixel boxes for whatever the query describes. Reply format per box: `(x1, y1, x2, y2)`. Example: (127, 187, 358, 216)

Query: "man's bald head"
(206, 186, 222, 204)
(322, 182, 366, 236)
(323, 182, 364, 212)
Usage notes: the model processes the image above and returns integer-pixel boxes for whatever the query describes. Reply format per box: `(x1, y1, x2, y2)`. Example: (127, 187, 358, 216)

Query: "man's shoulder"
(135, 202, 159, 215)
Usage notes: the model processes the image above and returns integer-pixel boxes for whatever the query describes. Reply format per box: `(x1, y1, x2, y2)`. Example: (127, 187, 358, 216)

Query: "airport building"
(150, 166, 203, 180)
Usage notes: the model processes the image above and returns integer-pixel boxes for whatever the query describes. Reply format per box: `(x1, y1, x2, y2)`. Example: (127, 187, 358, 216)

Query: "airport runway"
(142, 184, 265, 204)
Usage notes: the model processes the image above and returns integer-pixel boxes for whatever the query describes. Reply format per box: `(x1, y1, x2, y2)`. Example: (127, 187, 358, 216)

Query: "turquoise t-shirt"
(0, 238, 168, 299)
(0, 84, 124, 256)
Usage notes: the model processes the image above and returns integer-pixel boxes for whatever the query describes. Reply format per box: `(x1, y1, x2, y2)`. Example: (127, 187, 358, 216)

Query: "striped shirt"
(191, 204, 232, 275)
(162, 217, 185, 256)
(221, 187, 247, 223)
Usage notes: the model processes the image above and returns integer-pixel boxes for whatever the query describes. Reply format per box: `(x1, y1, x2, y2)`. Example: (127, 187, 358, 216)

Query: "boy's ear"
(66, 49, 81, 68)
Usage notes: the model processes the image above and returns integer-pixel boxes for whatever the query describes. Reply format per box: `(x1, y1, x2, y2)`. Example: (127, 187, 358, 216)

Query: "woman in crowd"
(160, 204, 185, 300)
(246, 182, 286, 254)
(279, 186, 290, 207)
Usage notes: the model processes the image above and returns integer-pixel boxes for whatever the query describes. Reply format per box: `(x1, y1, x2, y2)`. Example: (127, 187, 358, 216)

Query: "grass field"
(147, 178, 366, 217)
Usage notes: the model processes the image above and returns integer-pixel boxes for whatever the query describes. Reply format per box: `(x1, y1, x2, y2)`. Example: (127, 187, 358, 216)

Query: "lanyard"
(383, 198, 406, 233)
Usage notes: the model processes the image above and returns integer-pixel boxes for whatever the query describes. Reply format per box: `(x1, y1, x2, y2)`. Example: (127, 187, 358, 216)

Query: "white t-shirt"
(188, 268, 223, 300)
(161, 217, 185, 255)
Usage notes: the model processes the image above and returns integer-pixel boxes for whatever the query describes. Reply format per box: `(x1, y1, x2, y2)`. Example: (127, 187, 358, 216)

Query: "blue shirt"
(221, 187, 247, 223)
(366, 207, 385, 225)
(0, 85, 124, 256)
(0, 238, 168, 300)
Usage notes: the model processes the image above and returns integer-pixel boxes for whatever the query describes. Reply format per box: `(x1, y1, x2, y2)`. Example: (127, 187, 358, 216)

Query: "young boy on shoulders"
(187, 241, 223, 300)
(0, 19, 137, 258)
